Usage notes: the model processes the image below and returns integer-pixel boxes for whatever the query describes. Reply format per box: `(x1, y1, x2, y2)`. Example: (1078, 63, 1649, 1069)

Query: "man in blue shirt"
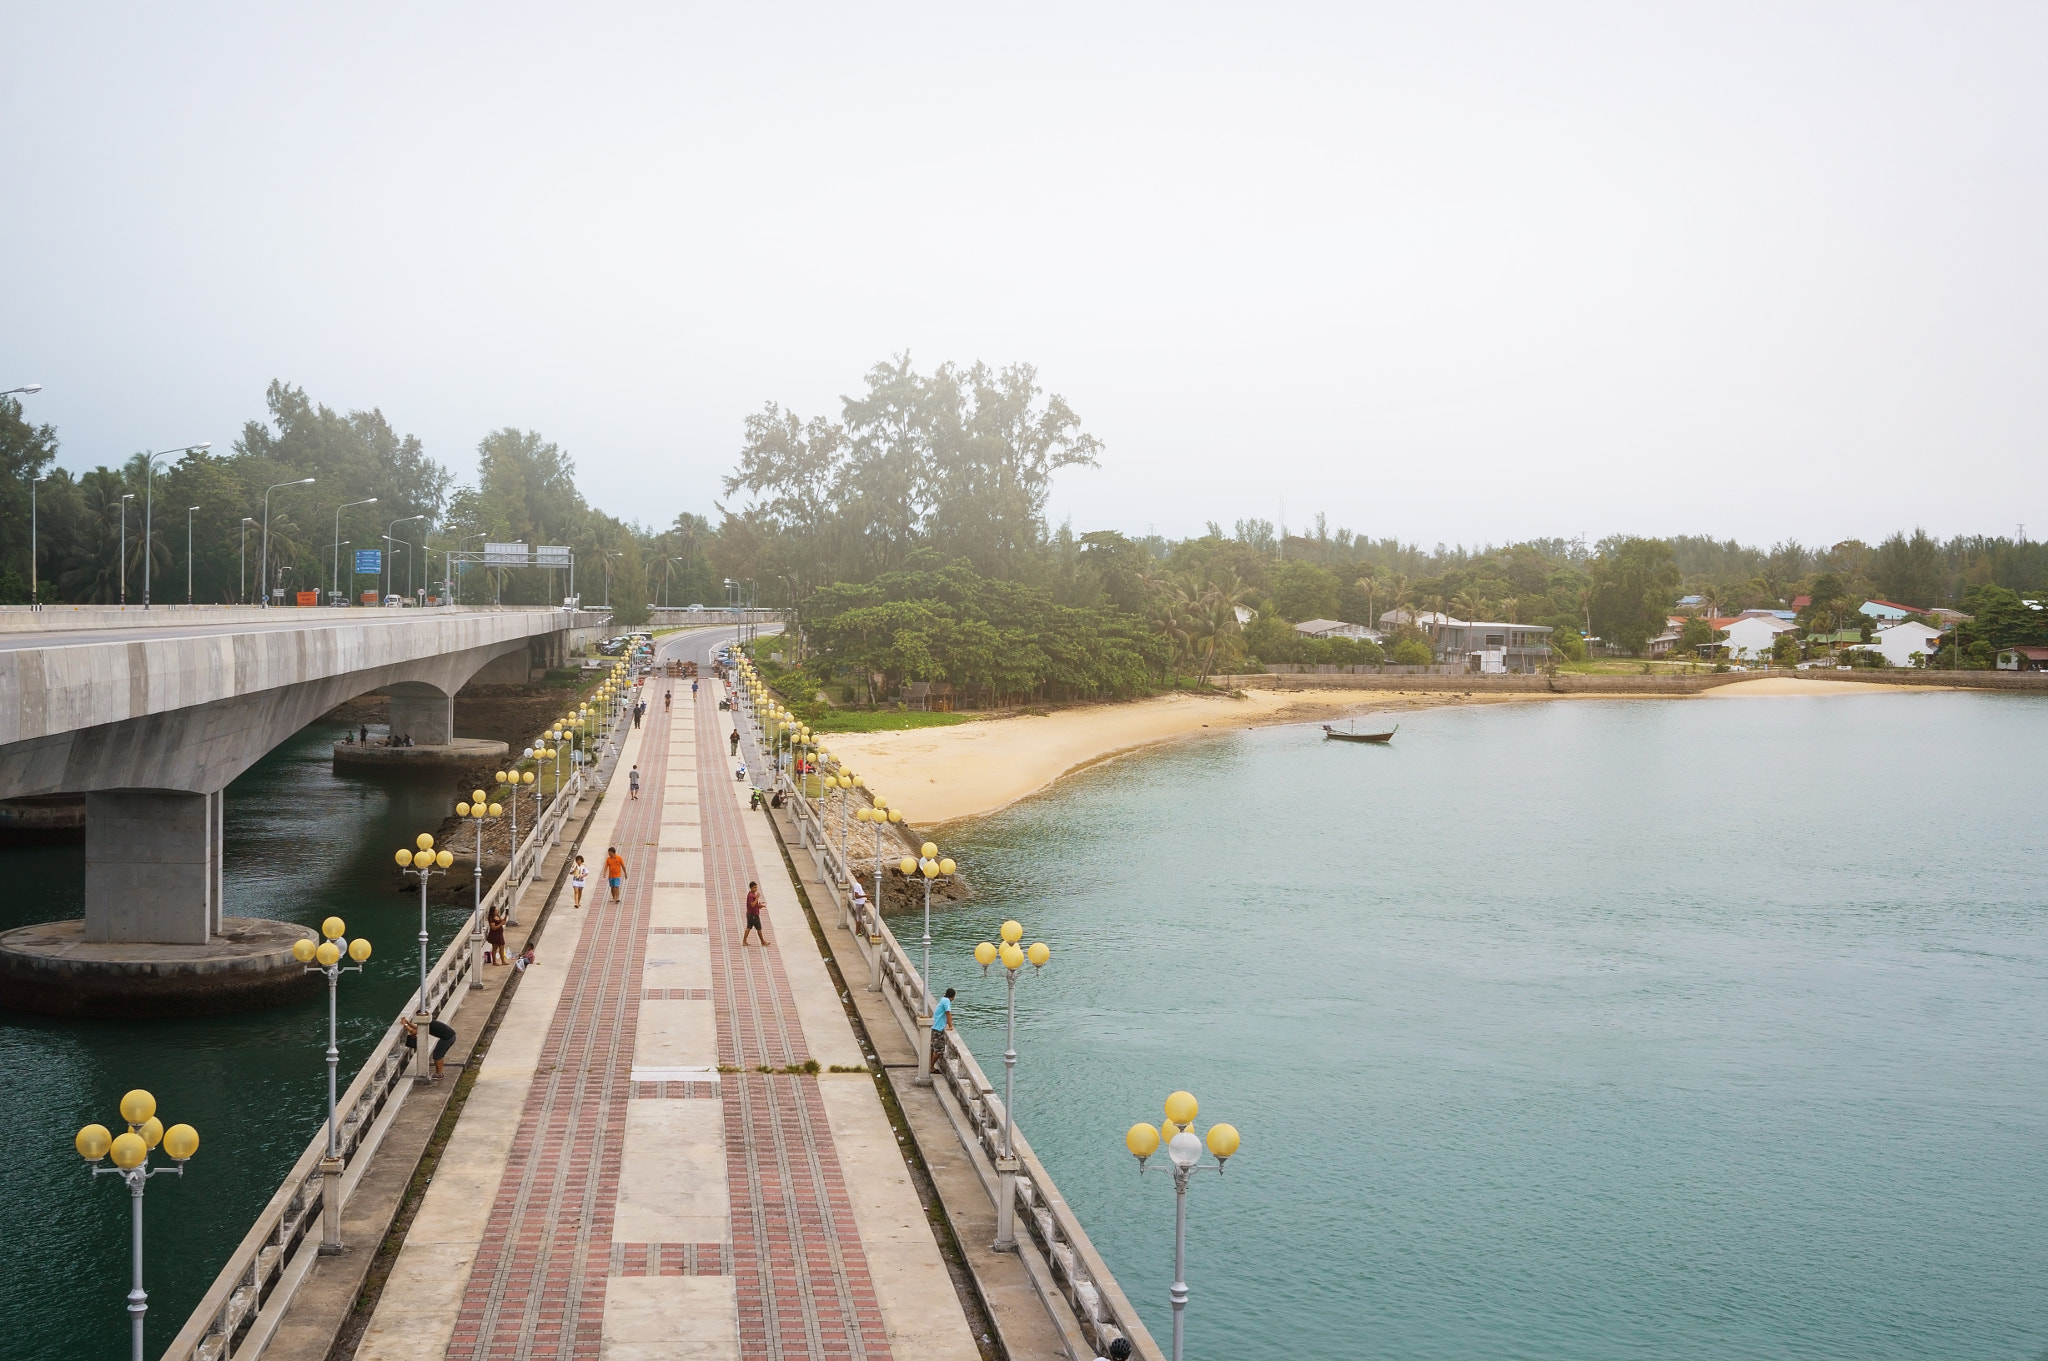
(929, 987, 956, 1082)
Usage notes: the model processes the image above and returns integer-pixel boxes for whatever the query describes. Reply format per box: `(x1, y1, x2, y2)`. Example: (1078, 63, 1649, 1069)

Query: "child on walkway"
(629, 765, 641, 799)
(742, 880, 767, 945)
(605, 846, 627, 903)
(571, 854, 588, 908)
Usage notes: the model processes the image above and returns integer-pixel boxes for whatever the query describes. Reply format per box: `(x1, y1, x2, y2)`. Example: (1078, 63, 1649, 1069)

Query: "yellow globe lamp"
(349, 937, 373, 962)
(1027, 941, 1050, 968)
(315, 940, 342, 966)
(292, 938, 317, 962)
(137, 1116, 163, 1149)
(410, 849, 433, 868)
(436, 850, 454, 869)
(1164, 1090, 1199, 1127)
(1206, 1123, 1241, 1161)
(456, 802, 470, 817)
(109, 1131, 147, 1170)
(522, 771, 535, 785)
(1126, 1122, 1161, 1160)
(163, 1123, 200, 1161)
(888, 809, 903, 823)
(75, 1123, 113, 1162)
(488, 802, 502, 817)
(899, 856, 918, 876)
(851, 774, 864, 788)
(416, 832, 435, 851)
(999, 942, 1025, 971)
(120, 1090, 156, 1126)
(1000, 920, 1023, 945)
(921, 858, 939, 879)
(940, 858, 956, 876)
(394, 847, 412, 866)
(975, 941, 998, 967)
(873, 795, 887, 810)
(471, 789, 487, 804)
(494, 769, 507, 784)
(921, 841, 938, 858)
(322, 916, 345, 940)
(855, 808, 871, 823)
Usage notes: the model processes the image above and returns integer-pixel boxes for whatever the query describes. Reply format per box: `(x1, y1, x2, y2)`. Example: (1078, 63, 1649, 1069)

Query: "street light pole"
(261, 477, 316, 608)
(973, 920, 1049, 1251)
(119, 493, 134, 603)
(384, 515, 427, 603)
(294, 919, 371, 1251)
(239, 518, 254, 602)
(186, 506, 201, 603)
(143, 444, 210, 608)
(73, 1090, 200, 1361)
(332, 497, 378, 603)
(456, 789, 500, 989)
(1124, 1093, 1243, 1361)
(395, 836, 453, 1078)
(31, 472, 48, 609)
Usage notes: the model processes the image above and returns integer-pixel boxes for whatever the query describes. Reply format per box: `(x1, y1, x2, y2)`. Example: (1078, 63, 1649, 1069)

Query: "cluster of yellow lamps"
(292, 917, 373, 968)
(74, 1090, 199, 1173)
(1125, 1089, 1239, 1168)
(975, 916, 1049, 972)
(396, 831, 455, 872)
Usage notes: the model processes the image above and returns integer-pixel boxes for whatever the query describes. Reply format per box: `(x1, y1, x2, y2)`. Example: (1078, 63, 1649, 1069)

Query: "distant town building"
(1713, 614, 1798, 661)
(1292, 619, 1380, 642)
(1860, 599, 1916, 622)
(1859, 621, 1944, 668)
(1429, 620, 1552, 674)
(1996, 646, 2048, 671)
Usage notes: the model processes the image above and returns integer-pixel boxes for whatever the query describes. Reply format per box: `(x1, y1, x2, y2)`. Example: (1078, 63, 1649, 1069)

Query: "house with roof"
(1998, 646, 2048, 671)
(1714, 614, 1799, 661)
(1293, 619, 1380, 642)
(1429, 620, 1553, 673)
(1860, 599, 1916, 622)
(1859, 620, 1944, 668)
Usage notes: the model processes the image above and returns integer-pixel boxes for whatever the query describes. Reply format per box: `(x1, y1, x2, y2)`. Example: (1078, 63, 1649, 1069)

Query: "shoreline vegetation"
(817, 675, 1971, 826)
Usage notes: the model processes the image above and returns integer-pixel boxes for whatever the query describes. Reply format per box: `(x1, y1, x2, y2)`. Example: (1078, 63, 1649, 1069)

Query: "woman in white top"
(570, 854, 588, 908)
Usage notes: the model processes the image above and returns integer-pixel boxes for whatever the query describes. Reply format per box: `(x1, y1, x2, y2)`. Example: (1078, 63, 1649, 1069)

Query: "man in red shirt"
(604, 847, 627, 904)
(743, 880, 767, 946)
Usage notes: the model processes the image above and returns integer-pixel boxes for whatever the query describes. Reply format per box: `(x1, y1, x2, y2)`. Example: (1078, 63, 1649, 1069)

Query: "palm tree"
(1501, 596, 1521, 625)
(1453, 587, 1489, 623)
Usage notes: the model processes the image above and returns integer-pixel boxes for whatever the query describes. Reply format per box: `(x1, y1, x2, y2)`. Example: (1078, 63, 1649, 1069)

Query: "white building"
(1859, 620, 1943, 668)
(1860, 599, 1916, 622)
(1719, 614, 1799, 661)
(1293, 618, 1381, 642)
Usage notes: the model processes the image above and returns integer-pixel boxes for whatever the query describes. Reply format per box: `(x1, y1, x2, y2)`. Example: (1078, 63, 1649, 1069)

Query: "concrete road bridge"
(0, 606, 605, 963)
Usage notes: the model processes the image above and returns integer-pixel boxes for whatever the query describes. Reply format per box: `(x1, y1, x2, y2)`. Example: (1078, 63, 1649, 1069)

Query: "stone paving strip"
(348, 650, 978, 1361)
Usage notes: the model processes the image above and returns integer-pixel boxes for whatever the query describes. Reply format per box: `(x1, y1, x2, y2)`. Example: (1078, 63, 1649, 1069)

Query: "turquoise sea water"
(0, 723, 482, 1361)
(922, 692, 2048, 1360)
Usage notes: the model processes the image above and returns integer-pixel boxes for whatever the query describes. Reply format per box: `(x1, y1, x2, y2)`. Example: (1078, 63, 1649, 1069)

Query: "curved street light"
(73, 1089, 199, 1361)
(393, 834, 454, 1079)
(331, 497, 378, 602)
(261, 477, 315, 607)
(455, 789, 502, 988)
(1124, 1091, 1243, 1361)
(143, 443, 210, 608)
(384, 514, 427, 602)
(185, 506, 202, 603)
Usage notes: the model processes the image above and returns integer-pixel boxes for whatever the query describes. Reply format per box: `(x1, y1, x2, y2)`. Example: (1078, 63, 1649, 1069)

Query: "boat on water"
(1323, 723, 1397, 744)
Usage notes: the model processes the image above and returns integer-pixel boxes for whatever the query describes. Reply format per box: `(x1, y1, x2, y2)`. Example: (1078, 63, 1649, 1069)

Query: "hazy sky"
(5, 3, 2043, 549)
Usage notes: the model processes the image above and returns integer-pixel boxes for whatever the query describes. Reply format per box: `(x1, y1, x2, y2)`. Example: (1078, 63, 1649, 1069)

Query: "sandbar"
(1703, 677, 1954, 697)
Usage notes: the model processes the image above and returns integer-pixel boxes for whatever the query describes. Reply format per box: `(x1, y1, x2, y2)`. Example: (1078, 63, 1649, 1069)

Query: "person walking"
(605, 845, 627, 903)
(729, 728, 740, 757)
(930, 987, 955, 1079)
(570, 854, 588, 909)
(633, 700, 644, 729)
(629, 764, 641, 800)
(742, 880, 767, 945)
(664, 689, 672, 712)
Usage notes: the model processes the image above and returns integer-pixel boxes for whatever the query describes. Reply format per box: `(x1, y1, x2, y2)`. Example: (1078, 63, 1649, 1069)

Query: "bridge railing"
(732, 686, 1165, 1361)
(165, 764, 590, 1361)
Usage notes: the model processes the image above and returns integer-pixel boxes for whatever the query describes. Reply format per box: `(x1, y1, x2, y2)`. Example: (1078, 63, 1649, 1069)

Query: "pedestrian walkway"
(355, 647, 977, 1361)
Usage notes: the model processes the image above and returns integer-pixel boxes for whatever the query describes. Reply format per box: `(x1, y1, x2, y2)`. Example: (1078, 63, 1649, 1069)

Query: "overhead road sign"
(354, 549, 382, 574)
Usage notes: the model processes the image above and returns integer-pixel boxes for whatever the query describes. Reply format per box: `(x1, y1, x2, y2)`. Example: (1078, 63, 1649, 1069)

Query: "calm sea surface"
(919, 691, 2048, 1361)
(0, 721, 482, 1361)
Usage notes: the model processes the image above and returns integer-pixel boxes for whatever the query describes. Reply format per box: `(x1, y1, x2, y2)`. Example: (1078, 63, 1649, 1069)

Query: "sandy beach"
(823, 687, 1532, 824)
(819, 675, 1958, 825)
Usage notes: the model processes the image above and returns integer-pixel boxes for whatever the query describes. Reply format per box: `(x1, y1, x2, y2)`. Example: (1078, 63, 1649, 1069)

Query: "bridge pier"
(83, 790, 223, 944)
(386, 683, 453, 745)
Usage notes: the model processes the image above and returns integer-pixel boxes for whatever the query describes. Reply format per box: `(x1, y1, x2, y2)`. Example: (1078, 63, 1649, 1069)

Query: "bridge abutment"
(386, 683, 454, 744)
(83, 789, 223, 944)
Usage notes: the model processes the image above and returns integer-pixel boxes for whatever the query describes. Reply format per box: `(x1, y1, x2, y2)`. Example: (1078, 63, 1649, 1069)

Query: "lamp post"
(31, 470, 49, 608)
(332, 497, 378, 602)
(119, 493, 134, 603)
(384, 514, 426, 602)
(293, 918, 372, 1252)
(239, 517, 255, 602)
(855, 795, 905, 934)
(185, 506, 201, 603)
(455, 790, 502, 989)
(899, 842, 954, 1034)
(73, 1089, 200, 1361)
(394, 835, 454, 1078)
(261, 477, 316, 607)
(972, 919, 1049, 1251)
(502, 760, 536, 917)
(142, 444, 210, 608)
(1124, 1092, 1243, 1361)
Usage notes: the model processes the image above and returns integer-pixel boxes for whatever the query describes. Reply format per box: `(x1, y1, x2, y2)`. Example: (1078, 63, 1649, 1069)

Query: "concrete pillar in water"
(83, 790, 223, 945)
(386, 683, 453, 745)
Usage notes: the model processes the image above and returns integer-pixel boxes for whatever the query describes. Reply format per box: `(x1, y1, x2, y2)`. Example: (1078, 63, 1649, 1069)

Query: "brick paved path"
(439, 670, 894, 1359)
(444, 712, 665, 1361)
(698, 682, 894, 1361)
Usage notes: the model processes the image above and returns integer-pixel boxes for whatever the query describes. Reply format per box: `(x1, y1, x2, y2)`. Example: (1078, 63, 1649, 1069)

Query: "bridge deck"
(355, 642, 978, 1360)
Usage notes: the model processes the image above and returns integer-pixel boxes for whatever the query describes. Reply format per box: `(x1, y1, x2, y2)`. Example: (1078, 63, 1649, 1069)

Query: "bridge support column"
(387, 684, 454, 745)
(83, 790, 223, 944)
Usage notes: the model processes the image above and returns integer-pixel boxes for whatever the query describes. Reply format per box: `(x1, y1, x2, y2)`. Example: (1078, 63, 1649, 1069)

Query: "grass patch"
(804, 709, 974, 733)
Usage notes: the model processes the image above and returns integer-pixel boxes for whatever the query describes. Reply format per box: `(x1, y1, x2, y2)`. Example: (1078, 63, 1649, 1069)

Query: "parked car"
(686, 603, 705, 612)
(382, 594, 404, 607)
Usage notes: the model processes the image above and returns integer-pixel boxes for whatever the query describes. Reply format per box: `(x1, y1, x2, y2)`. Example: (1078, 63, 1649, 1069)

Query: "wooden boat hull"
(1323, 726, 1395, 744)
